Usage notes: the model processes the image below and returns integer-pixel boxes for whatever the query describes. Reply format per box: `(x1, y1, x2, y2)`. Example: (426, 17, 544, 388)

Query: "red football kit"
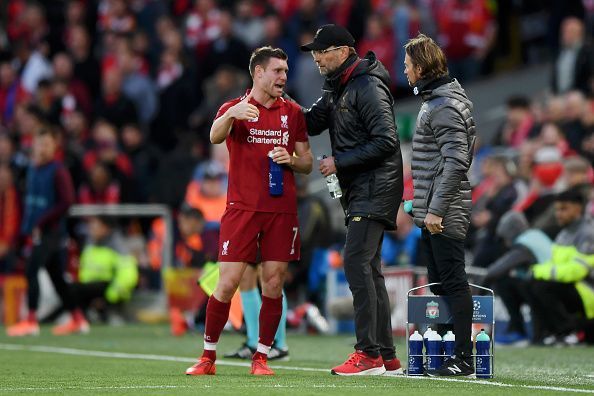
(216, 91, 308, 262)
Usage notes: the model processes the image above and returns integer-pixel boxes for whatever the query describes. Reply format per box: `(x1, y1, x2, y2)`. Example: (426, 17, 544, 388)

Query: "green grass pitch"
(0, 324, 593, 395)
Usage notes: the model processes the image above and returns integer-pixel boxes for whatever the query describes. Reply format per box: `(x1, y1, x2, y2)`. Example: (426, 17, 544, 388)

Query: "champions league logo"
(425, 301, 439, 319)
(472, 299, 487, 321)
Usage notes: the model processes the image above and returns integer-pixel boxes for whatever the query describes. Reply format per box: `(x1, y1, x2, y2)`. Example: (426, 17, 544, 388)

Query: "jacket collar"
(413, 75, 453, 97)
(323, 54, 361, 92)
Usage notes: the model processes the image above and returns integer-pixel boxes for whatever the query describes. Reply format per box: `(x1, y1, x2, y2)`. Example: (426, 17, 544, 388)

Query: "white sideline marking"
(1, 343, 593, 394)
(0, 385, 191, 392)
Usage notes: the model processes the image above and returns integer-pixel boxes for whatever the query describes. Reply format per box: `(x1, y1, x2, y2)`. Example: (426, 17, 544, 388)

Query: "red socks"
(201, 295, 231, 360)
(255, 295, 283, 358)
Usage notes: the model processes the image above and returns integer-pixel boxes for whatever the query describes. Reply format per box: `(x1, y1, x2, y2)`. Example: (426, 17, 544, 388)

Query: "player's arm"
(210, 93, 259, 144)
(271, 141, 313, 174)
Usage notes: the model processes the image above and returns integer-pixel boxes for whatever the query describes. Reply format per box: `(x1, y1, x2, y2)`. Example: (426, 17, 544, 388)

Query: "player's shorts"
(218, 208, 300, 263)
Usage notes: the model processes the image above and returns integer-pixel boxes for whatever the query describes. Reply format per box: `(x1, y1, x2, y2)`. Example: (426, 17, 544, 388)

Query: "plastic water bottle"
(319, 155, 342, 199)
(408, 330, 424, 375)
(443, 330, 455, 358)
(475, 329, 491, 378)
(426, 331, 443, 371)
(268, 150, 283, 196)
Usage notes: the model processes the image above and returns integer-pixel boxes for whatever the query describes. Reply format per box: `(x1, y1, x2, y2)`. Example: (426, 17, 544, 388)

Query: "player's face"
(258, 57, 288, 98)
(404, 53, 422, 86)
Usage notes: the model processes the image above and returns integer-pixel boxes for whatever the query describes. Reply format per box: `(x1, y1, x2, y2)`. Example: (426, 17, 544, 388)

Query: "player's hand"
(424, 213, 444, 234)
(318, 156, 336, 177)
(229, 92, 259, 121)
(271, 146, 292, 166)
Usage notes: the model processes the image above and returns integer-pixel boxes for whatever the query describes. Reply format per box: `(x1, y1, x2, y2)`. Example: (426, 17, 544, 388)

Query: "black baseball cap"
(300, 24, 355, 52)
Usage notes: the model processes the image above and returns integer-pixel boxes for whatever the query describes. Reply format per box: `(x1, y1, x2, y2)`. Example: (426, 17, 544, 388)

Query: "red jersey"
(215, 92, 308, 214)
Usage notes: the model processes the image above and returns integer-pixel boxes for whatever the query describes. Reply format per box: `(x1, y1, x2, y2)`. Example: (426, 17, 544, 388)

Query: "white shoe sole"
(426, 372, 476, 378)
(331, 366, 386, 376)
(383, 368, 405, 376)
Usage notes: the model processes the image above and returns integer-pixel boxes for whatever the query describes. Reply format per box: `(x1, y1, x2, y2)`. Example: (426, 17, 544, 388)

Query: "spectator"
(98, 0, 136, 35)
(202, 9, 251, 79)
(52, 52, 92, 117)
(6, 128, 77, 337)
(292, 30, 325, 107)
(151, 49, 195, 150)
(78, 162, 121, 204)
(148, 204, 218, 270)
(189, 66, 248, 145)
(0, 57, 29, 127)
(184, 0, 222, 57)
(496, 95, 539, 147)
(561, 90, 588, 152)
(185, 160, 227, 223)
(529, 187, 594, 345)
(0, 163, 20, 274)
(95, 68, 138, 129)
(233, 0, 265, 49)
(121, 123, 160, 202)
(117, 42, 158, 127)
(435, 0, 497, 83)
(57, 215, 138, 334)
(66, 25, 101, 98)
(472, 155, 519, 267)
(552, 17, 594, 96)
(86, 121, 133, 190)
(14, 39, 53, 96)
(482, 211, 552, 345)
(357, 14, 395, 87)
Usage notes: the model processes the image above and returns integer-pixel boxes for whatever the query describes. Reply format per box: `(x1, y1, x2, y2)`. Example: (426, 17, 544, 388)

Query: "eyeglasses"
(311, 46, 348, 56)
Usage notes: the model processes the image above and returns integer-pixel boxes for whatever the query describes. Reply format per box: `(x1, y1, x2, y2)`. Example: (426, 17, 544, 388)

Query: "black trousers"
(494, 276, 531, 335)
(419, 229, 473, 359)
(70, 281, 110, 312)
(343, 217, 395, 360)
(528, 280, 587, 337)
(26, 230, 73, 312)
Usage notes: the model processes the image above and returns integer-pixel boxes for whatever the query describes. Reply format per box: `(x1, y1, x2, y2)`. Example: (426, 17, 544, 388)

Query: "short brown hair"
(249, 46, 288, 77)
(404, 33, 448, 80)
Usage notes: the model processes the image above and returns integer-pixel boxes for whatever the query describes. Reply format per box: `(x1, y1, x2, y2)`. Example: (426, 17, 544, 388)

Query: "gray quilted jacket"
(411, 77, 476, 240)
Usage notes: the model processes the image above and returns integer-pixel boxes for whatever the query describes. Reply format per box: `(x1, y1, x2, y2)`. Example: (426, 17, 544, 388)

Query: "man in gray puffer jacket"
(404, 34, 476, 377)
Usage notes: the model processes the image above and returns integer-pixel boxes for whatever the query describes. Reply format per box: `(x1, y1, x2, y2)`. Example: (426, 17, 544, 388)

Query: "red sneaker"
(331, 351, 386, 376)
(251, 356, 275, 375)
(52, 318, 90, 336)
(383, 357, 404, 376)
(185, 357, 216, 375)
(6, 320, 40, 337)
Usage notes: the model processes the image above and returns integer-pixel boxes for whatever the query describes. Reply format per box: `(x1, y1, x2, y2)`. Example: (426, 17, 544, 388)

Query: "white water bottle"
(443, 330, 455, 358)
(319, 155, 342, 199)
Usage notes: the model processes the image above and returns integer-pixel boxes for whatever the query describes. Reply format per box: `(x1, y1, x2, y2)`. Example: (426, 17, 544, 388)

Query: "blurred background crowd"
(0, 0, 593, 346)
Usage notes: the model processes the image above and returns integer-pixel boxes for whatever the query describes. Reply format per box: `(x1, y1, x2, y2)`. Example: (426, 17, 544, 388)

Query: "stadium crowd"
(0, 0, 593, 346)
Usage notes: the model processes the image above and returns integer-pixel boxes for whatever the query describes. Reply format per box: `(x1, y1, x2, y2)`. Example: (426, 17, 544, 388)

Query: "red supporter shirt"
(215, 92, 308, 214)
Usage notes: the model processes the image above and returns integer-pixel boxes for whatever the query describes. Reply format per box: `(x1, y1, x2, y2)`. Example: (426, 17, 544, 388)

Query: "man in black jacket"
(301, 24, 404, 376)
(405, 33, 476, 376)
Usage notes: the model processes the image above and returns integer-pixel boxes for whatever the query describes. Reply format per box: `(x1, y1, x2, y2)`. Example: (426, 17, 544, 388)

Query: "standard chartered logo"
(247, 128, 286, 145)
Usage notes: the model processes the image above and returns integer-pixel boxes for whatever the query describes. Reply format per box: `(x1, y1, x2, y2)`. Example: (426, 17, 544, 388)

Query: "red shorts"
(218, 208, 301, 263)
